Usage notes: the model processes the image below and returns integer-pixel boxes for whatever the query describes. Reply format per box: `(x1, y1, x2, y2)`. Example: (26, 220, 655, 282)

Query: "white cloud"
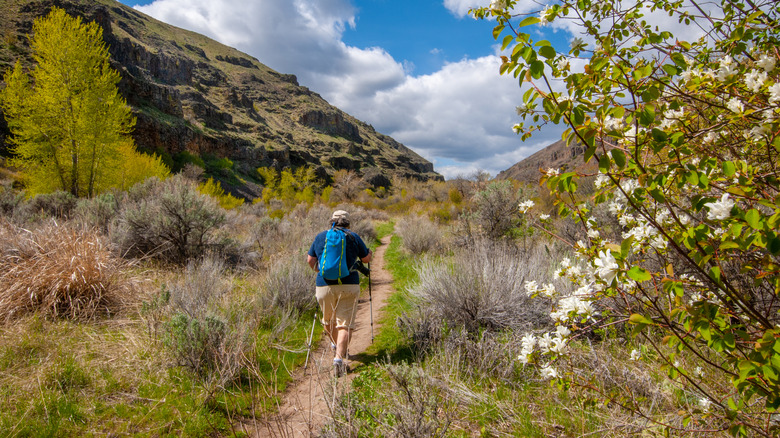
(442, 0, 484, 16)
(132, 0, 568, 178)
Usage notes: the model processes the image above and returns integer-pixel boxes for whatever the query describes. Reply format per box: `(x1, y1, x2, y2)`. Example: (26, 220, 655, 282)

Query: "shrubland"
(2, 1, 775, 436)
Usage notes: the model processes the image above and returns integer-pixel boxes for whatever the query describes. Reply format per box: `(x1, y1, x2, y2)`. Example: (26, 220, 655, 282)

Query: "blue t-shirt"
(308, 228, 370, 286)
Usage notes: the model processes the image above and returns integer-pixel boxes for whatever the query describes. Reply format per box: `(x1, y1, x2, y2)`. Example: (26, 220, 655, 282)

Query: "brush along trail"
(247, 234, 395, 437)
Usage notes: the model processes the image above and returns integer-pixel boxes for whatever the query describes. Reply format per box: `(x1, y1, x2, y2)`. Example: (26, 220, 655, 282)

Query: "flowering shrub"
(475, 0, 779, 435)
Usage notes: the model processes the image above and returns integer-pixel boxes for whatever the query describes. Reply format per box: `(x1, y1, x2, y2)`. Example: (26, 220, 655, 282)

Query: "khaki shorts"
(316, 284, 360, 329)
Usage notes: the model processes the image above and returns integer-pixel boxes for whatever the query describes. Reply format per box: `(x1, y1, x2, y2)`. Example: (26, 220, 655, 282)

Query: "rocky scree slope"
(0, 0, 441, 198)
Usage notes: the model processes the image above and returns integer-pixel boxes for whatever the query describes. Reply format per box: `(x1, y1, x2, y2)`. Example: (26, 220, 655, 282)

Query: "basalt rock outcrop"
(0, 0, 441, 197)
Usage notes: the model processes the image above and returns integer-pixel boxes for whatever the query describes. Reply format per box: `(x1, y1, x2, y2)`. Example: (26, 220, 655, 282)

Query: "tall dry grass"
(0, 219, 133, 321)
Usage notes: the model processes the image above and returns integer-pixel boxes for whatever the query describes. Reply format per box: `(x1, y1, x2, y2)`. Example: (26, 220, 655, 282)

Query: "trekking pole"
(368, 263, 374, 343)
(303, 313, 317, 371)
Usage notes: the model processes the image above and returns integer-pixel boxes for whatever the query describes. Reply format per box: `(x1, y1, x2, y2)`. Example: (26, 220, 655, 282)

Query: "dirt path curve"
(248, 234, 395, 437)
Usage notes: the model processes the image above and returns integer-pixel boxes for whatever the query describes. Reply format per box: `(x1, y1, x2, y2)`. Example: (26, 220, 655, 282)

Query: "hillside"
(0, 0, 441, 198)
(496, 138, 598, 184)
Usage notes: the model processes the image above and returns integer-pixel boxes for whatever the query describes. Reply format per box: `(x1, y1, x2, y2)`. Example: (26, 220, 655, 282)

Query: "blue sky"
(117, 0, 573, 179)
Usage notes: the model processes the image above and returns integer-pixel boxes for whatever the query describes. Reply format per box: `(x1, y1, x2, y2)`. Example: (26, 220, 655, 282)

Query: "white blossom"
(757, 54, 776, 72)
(726, 97, 744, 113)
(704, 193, 734, 220)
(594, 250, 619, 284)
(630, 349, 641, 361)
(587, 228, 600, 239)
(539, 5, 552, 25)
(608, 201, 623, 215)
(538, 333, 553, 353)
(540, 283, 556, 297)
(524, 280, 539, 296)
(489, 0, 508, 10)
(603, 115, 624, 131)
(717, 63, 738, 82)
(556, 325, 571, 338)
(695, 366, 704, 377)
(557, 57, 570, 71)
(517, 350, 532, 364)
(650, 235, 668, 250)
(518, 200, 535, 213)
(595, 173, 610, 189)
(549, 337, 567, 354)
(749, 125, 769, 140)
(546, 167, 560, 176)
(699, 397, 711, 411)
(704, 131, 718, 144)
(744, 69, 768, 92)
(539, 213, 550, 221)
(521, 333, 536, 351)
(769, 83, 780, 104)
(512, 124, 522, 134)
(540, 365, 558, 379)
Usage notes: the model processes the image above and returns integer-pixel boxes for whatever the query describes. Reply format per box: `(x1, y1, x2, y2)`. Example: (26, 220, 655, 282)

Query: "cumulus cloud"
(132, 0, 565, 178)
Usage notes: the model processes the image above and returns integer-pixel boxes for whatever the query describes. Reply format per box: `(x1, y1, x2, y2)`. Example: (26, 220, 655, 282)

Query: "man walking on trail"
(307, 210, 372, 377)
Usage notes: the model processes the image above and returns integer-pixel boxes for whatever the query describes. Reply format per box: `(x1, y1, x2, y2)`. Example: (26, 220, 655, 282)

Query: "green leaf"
(649, 188, 666, 203)
(501, 35, 515, 51)
(722, 161, 736, 177)
(629, 313, 653, 325)
(529, 60, 545, 79)
(598, 153, 611, 172)
(662, 64, 679, 76)
(518, 16, 541, 27)
(651, 128, 667, 142)
(492, 24, 506, 39)
(611, 149, 626, 168)
(539, 45, 556, 59)
(628, 266, 652, 282)
(745, 209, 762, 230)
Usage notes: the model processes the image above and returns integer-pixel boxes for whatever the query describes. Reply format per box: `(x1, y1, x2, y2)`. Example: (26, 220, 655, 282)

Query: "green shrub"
(20, 190, 77, 221)
(396, 214, 441, 255)
(162, 258, 251, 387)
(74, 192, 119, 231)
(0, 182, 23, 217)
(113, 175, 226, 263)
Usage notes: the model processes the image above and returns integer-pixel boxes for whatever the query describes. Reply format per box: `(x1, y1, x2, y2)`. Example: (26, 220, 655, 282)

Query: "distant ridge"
(0, 0, 442, 198)
(496, 139, 599, 184)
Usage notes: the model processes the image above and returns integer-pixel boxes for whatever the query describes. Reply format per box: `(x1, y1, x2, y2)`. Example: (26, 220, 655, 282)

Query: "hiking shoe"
(333, 359, 347, 378)
(330, 342, 336, 352)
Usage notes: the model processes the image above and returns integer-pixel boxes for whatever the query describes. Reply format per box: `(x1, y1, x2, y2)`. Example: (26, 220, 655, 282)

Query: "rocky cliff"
(496, 139, 598, 184)
(0, 0, 441, 198)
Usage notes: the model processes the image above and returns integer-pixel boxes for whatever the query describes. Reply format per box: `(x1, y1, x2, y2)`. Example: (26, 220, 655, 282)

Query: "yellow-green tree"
(0, 7, 165, 197)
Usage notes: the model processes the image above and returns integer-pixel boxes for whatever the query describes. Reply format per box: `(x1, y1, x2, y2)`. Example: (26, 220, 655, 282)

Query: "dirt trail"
(247, 234, 395, 437)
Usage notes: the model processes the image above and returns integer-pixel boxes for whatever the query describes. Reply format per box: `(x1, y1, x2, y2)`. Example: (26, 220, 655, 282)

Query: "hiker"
(307, 210, 372, 377)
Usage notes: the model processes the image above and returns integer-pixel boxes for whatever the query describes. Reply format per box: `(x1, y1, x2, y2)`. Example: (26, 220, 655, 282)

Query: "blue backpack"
(320, 225, 350, 281)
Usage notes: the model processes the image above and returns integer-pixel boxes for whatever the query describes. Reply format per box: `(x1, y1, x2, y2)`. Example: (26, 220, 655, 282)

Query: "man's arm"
(307, 254, 318, 271)
(361, 250, 372, 264)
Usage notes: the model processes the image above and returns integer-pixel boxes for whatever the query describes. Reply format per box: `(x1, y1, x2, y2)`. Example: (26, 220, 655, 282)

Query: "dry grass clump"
(396, 214, 442, 255)
(0, 219, 132, 321)
(263, 254, 316, 314)
(406, 240, 552, 336)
